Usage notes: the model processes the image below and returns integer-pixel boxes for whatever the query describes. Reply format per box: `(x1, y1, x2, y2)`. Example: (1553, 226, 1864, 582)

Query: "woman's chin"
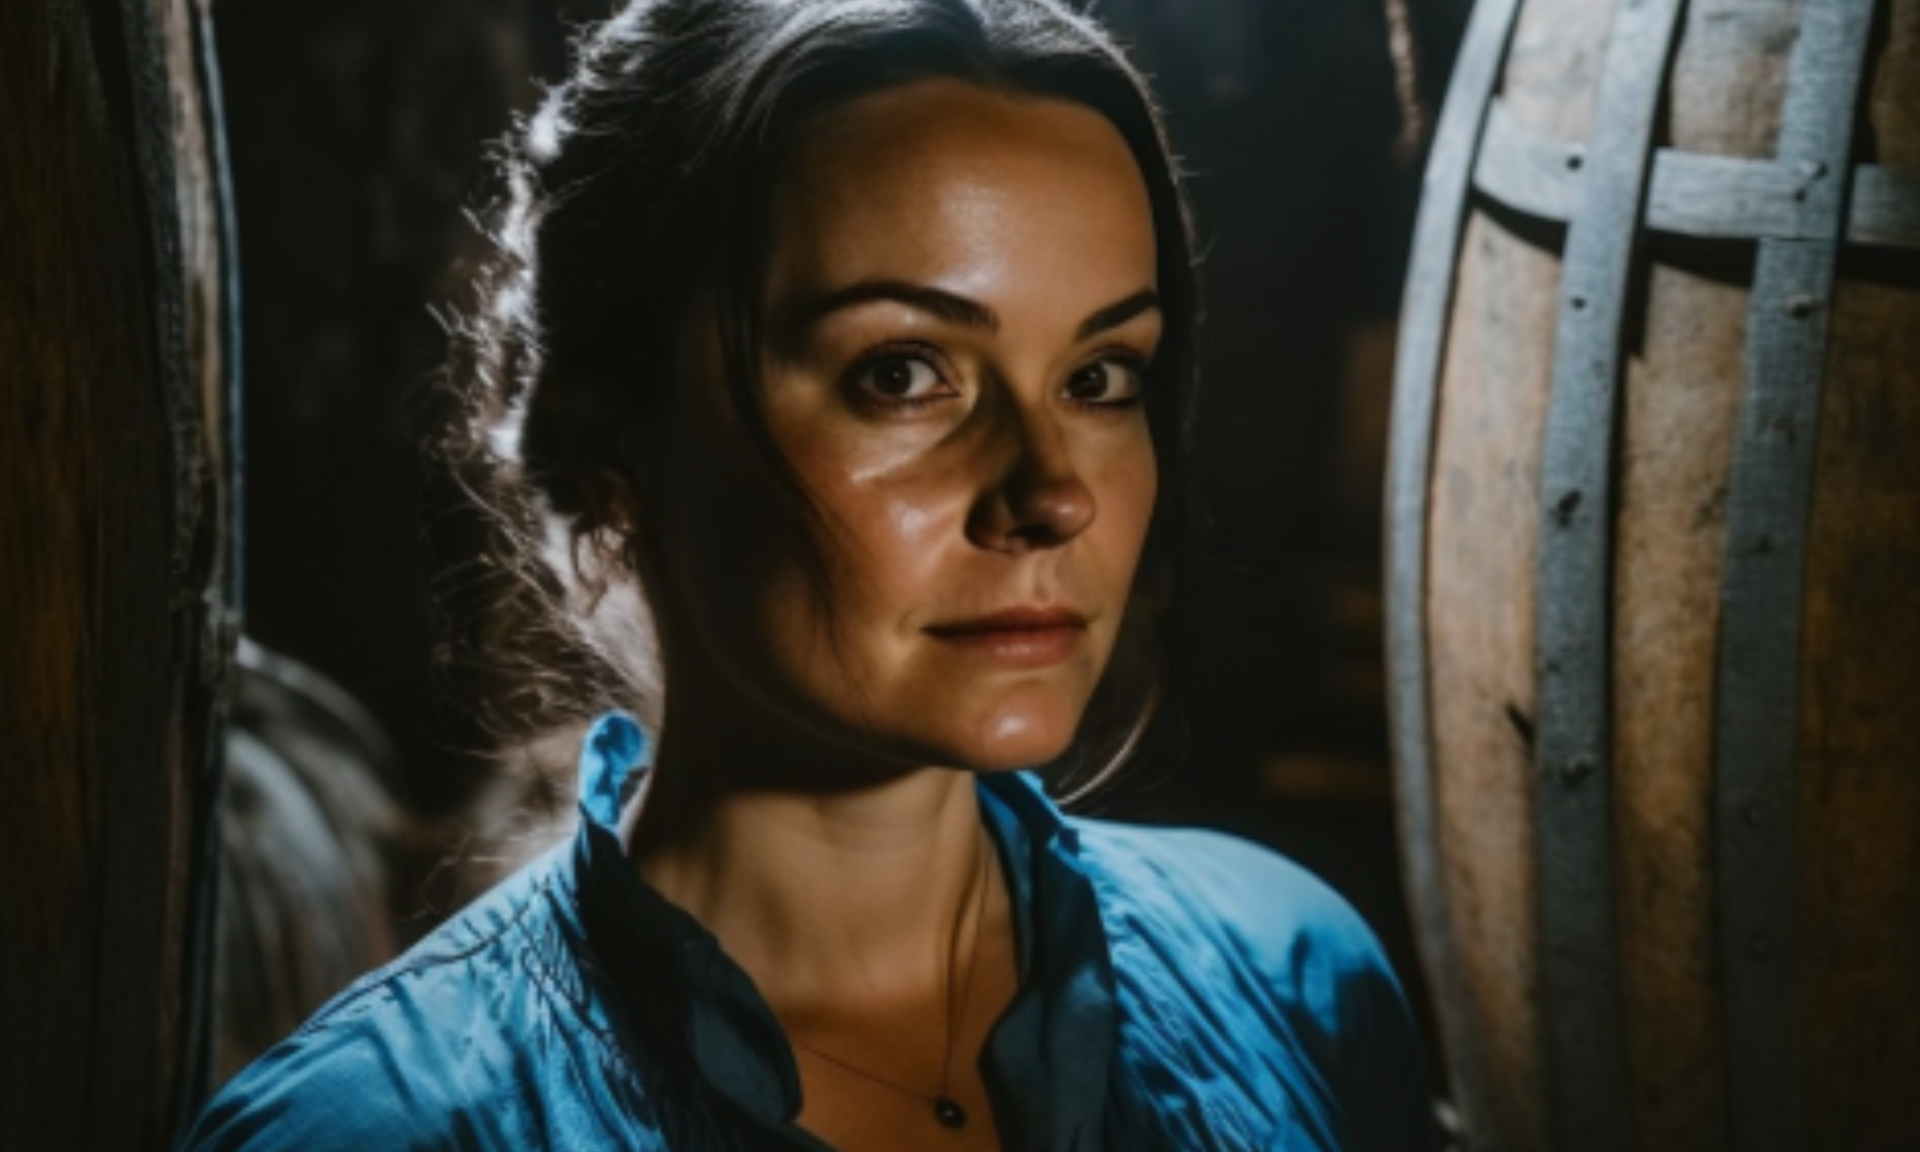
(760, 668, 1099, 776)
(932, 699, 1084, 773)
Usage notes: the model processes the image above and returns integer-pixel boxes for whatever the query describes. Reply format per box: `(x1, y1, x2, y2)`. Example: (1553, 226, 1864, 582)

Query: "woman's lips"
(924, 607, 1089, 667)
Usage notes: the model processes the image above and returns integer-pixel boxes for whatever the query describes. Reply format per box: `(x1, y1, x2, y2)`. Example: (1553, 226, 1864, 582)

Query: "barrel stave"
(1798, 266, 1920, 1146)
(1428, 205, 1557, 1152)
(1609, 6, 1804, 1147)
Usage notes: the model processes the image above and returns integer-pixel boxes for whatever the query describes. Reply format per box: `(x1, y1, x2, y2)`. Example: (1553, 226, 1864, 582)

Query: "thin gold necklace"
(790, 828, 992, 1131)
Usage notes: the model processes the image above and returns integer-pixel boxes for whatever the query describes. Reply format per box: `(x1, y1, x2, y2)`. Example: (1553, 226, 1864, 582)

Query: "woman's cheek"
(1091, 431, 1157, 554)
(810, 440, 971, 564)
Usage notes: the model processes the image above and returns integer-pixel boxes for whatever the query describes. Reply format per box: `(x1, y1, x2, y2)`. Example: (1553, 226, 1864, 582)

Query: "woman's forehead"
(765, 78, 1157, 320)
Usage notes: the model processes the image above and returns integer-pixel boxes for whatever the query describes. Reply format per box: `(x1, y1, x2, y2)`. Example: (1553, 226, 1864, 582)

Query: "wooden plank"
(1383, 0, 1524, 1143)
(1477, 97, 1920, 250)
(1715, 2, 1880, 1150)
(1475, 99, 1583, 222)
(1651, 152, 1815, 241)
(1530, 1, 1687, 1149)
(1849, 164, 1920, 250)
(175, 0, 243, 1118)
(0, 0, 231, 1146)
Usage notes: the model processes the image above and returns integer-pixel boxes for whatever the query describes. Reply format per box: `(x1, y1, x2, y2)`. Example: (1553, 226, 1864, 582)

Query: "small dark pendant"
(933, 1097, 968, 1129)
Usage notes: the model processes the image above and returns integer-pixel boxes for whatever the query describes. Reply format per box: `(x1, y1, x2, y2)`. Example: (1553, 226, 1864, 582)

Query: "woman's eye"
(1064, 358, 1146, 406)
(851, 353, 951, 405)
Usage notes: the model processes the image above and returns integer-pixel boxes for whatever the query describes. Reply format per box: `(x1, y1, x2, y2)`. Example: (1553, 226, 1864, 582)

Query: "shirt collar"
(563, 712, 1119, 1148)
(976, 767, 1120, 1149)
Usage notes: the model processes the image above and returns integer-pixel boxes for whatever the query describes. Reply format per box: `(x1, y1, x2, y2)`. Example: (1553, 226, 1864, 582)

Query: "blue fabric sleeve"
(181, 993, 459, 1151)
(1082, 822, 1437, 1152)
(1157, 829, 1435, 1152)
(178, 860, 668, 1152)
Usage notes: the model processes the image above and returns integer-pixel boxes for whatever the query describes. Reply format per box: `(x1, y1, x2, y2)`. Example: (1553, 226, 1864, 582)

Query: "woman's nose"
(964, 417, 1097, 553)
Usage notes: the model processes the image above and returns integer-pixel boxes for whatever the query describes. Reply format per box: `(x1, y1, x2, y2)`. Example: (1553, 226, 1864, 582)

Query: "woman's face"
(643, 78, 1161, 775)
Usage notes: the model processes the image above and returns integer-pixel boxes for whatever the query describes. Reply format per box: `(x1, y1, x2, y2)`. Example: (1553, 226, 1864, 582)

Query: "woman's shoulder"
(181, 848, 662, 1151)
(1069, 818, 1386, 981)
(1068, 817, 1409, 1064)
(1067, 818, 1435, 1152)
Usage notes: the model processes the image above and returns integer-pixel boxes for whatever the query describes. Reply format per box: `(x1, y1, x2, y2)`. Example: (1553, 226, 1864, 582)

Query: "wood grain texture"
(1873, 0, 1920, 164)
(1417, 4, 1618, 1147)
(1611, 8, 1799, 1150)
(1530, 0, 1688, 1142)
(1794, 7, 1920, 1143)
(1477, 98, 1920, 249)
(1796, 269, 1920, 1149)
(1714, 2, 1878, 1146)
(1384, 0, 1523, 1143)
(0, 0, 231, 1147)
(1426, 207, 1558, 1152)
(1850, 165, 1920, 247)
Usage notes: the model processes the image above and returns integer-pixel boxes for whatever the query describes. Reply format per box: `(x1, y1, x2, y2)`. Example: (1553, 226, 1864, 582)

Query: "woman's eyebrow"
(798, 281, 1001, 332)
(791, 282, 1160, 342)
(1075, 288, 1160, 340)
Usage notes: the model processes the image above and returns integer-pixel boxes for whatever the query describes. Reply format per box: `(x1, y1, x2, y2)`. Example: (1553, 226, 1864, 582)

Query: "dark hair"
(437, 0, 1199, 797)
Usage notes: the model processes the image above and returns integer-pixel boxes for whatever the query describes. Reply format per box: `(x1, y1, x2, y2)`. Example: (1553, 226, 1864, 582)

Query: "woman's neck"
(629, 708, 997, 1011)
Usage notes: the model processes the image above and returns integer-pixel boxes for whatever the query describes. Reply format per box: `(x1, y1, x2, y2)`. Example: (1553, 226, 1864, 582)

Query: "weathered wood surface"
(1393, 0, 1920, 1149)
(1384, 0, 1523, 1141)
(1528, 1, 1687, 1145)
(0, 0, 234, 1147)
(1713, 3, 1878, 1147)
(1478, 100, 1920, 248)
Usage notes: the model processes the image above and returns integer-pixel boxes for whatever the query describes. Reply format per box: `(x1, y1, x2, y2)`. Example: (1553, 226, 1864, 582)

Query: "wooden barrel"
(1386, 1, 1920, 1150)
(0, 0, 237, 1147)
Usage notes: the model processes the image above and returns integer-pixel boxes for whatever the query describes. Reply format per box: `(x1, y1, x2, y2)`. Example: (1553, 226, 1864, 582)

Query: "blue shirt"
(185, 714, 1434, 1150)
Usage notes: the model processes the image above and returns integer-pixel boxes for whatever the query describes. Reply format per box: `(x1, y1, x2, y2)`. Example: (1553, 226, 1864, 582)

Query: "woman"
(186, 1, 1433, 1149)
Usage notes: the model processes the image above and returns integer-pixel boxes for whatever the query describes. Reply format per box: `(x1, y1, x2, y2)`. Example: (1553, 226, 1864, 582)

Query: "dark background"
(212, 0, 1472, 1082)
